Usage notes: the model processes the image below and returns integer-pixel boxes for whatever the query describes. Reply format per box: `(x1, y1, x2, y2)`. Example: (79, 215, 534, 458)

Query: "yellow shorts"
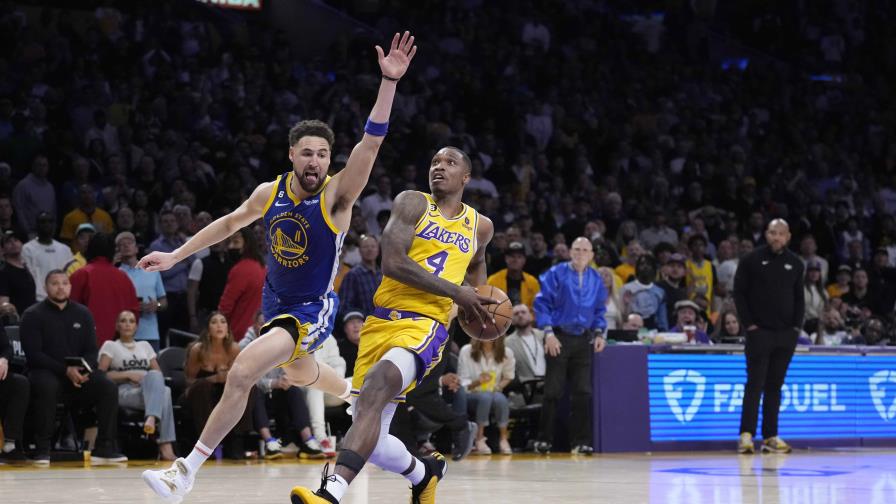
(350, 312, 450, 402)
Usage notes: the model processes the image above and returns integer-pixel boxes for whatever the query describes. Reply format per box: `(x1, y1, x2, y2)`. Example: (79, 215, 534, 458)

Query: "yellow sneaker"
(737, 432, 754, 454)
(410, 452, 447, 504)
(761, 436, 792, 454)
(291, 463, 339, 504)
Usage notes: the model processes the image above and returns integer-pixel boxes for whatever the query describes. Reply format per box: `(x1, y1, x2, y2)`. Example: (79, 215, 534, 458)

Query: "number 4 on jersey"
(425, 251, 449, 277)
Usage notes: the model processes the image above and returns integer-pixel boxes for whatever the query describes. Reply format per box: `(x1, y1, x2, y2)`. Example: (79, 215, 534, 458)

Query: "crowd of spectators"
(1, 0, 896, 461)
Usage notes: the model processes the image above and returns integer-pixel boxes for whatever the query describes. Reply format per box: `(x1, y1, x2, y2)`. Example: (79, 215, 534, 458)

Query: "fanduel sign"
(648, 354, 896, 441)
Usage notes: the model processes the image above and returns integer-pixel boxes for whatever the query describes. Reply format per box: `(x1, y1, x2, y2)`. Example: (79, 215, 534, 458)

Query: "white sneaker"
(319, 437, 336, 458)
(142, 458, 194, 504)
(473, 438, 491, 455)
(264, 438, 283, 460)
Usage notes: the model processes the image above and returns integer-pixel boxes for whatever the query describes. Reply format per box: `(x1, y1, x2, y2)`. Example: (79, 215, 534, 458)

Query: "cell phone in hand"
(65, 357, 93, 376)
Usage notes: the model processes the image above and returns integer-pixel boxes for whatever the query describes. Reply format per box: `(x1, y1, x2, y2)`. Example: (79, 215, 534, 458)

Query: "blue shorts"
(260, 290, 338, 366)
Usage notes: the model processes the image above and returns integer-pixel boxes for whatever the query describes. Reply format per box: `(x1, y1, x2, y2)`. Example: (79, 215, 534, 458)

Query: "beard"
(47, 293, 69, 304)
(297, 170, 325, 193)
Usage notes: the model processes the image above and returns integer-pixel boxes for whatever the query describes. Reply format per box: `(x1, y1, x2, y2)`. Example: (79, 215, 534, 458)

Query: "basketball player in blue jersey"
(138, 32, 417, 503)
(289, 146, 496, 504)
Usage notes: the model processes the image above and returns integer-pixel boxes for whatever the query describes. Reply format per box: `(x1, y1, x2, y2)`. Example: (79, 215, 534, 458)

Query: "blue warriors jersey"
(261, 171, 346, 317)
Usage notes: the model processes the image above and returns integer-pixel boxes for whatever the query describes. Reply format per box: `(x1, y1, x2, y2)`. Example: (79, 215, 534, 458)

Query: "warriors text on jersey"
(261, 171, 345, 312)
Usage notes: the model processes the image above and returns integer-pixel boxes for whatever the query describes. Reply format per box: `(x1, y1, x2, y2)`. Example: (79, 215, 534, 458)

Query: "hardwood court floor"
(1, 450, 894, 503)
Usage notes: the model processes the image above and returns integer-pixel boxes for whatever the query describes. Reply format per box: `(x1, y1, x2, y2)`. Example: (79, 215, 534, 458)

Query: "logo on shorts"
(663, 369, 706, 423)
(269, 213, 311, 268)
(389, 310, 401, 321)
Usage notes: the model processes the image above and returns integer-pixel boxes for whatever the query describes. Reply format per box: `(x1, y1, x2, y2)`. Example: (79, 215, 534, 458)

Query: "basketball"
(457, 285, 513, 341)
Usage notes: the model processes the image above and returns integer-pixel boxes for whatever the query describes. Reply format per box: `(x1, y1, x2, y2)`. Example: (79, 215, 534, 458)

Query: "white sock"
(323, 473, 349, 501)
(183, 441, 212, 474)
(405, 457, 426, 486)
(338, 378, 352, 401)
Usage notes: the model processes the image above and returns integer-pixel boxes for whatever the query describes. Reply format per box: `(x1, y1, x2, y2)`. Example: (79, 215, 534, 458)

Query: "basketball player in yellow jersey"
(290, 147, 496, 504)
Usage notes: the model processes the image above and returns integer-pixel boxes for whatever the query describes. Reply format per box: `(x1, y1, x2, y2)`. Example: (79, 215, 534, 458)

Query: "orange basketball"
(457, 285, 513, 341)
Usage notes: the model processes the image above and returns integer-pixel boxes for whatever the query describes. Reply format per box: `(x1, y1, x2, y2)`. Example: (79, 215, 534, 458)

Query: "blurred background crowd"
(0, 0, 894, 462)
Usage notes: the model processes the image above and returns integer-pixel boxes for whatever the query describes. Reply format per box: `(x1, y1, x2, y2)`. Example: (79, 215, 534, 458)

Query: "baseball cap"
(76, 223, 96, 235)
(674, 300, 701, 313)
(115, 231, 136, 245)
(837, 265, 852, 274)
(0, 229, 25, 245)
(666, 253, 686, 265)
(807, 260, 822, 271)
(342, 311, 365, 323)
(505, 241, 526, 256)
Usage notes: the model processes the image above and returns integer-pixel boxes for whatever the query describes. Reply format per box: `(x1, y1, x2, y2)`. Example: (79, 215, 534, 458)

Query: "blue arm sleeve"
(534, 267, 557, 329)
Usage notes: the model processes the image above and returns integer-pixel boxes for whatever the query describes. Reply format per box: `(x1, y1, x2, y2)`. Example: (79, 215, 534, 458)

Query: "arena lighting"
(196, 0, 263, 10)
(648, 354, 896, 441)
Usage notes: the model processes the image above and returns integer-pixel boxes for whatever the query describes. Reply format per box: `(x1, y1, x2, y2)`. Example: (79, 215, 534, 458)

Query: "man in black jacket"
(20, 269, 126, 465)
(0, 324, 29, 460)
(403, 355, 475, 461)
(734, 219, 805, 454)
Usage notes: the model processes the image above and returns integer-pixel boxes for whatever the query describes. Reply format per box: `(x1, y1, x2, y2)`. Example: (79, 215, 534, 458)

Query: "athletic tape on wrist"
(364, 118, 389, 136)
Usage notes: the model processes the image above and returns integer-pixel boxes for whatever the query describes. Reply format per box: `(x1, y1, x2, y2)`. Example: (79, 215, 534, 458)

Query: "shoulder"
(71, 301, 93, 316)
(390, 191, 428, 221)
(99, 340, 116, 352)
(21, 302, 42, 317)
(475, 213, 493, 238)
(459, 344, 472, 356)
(393, 190, 427, 210)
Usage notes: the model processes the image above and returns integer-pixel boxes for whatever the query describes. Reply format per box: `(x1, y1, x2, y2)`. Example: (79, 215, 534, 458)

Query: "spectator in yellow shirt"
(60, 184, 114, 244)
(63, 223, 96, 275)
(826, 265, 852, 298)
(487, 241, 541, 312)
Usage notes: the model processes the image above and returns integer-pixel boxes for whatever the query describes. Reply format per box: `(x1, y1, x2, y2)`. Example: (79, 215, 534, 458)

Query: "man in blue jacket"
(533, 236, 608, 455)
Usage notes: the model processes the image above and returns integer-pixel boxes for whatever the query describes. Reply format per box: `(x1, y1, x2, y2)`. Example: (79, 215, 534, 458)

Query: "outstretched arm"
(327, 31, 417, 213)
(138, 181, 273, 271)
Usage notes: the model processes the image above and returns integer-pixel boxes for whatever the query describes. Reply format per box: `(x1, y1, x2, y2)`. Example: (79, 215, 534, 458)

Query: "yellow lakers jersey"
(374, 192, 479, 325)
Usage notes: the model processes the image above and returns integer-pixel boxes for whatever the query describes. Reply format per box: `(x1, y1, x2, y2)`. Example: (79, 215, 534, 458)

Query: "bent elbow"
(381, 258, 398, 278)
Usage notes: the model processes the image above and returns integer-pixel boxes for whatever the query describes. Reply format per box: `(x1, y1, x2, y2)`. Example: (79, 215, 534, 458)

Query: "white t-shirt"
(22, 238, 74, 301)
(188, 258, 204, 282)
(99, 339, 157, 371)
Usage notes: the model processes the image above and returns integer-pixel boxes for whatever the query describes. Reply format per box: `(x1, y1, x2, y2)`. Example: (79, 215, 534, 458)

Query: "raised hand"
(138, 251, 179, 272)
(376, 31, 417, 81)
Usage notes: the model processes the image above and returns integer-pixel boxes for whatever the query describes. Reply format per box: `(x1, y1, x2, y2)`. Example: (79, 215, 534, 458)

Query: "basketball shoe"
(761, 436, 792, 454)
(737, 432, 755, 454)
(142, 458, 194, 503)
(290, 463, 340, 504)
(410, 452, 447, 504)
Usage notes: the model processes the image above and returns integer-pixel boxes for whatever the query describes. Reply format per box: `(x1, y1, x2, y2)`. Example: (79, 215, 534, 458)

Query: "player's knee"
(357, 367, 400, 410)
(226, 361, 258, 391)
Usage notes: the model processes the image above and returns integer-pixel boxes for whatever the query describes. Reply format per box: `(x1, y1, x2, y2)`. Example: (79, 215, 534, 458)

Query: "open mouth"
(431, 173, 445, 182)
(302, 171, 319, 184)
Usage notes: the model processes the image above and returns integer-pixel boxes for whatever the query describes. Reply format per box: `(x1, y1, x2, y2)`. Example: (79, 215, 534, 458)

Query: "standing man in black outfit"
(0, 324, 29, 460)
(20, 269, 126, 465)
(734, 219, 805, 454)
